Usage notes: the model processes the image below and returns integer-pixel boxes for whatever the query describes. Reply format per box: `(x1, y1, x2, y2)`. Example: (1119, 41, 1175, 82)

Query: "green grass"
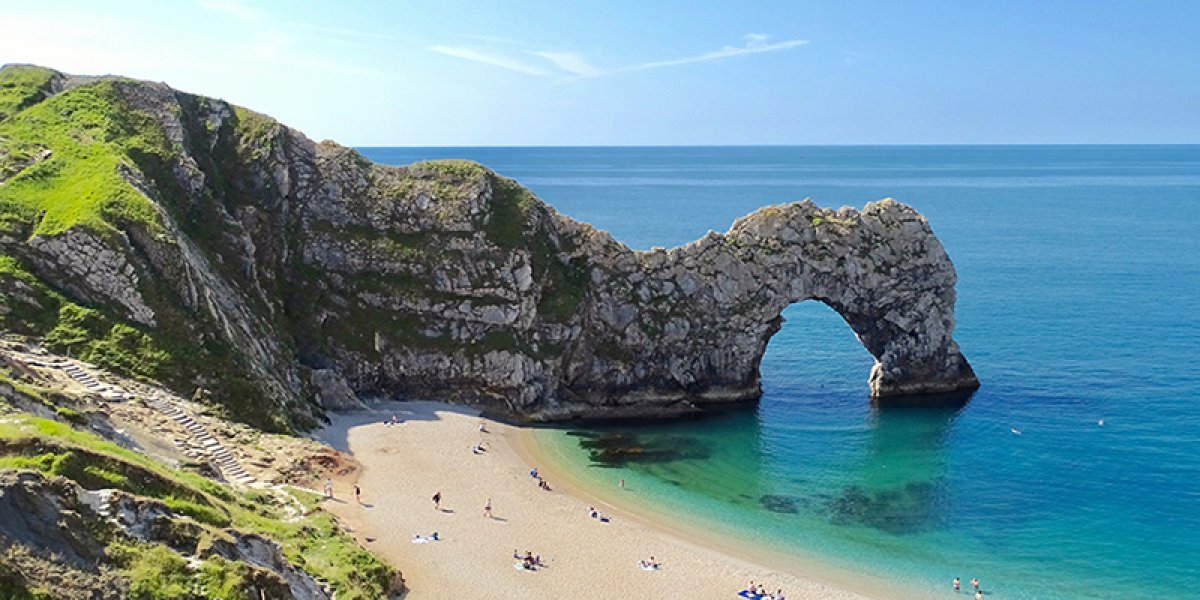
(0, 252, 174, 382)
(415, 159, 487, 180)
(0, 65, 58, 122)
(0, 413, 394, 599)
(230, 106, 278, 163)
(109, 541, 293, 599)
(485, 176, 536, 248)
(0, 78, 166, 237)
(486, 176, 587, 324)
(109, 542, 194, 600)
(1, 250, 296, 433)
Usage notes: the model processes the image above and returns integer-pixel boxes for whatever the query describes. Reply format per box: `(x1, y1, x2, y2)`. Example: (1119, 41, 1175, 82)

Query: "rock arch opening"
(559, 198, 979, 418)
(758, 301, 875, 398)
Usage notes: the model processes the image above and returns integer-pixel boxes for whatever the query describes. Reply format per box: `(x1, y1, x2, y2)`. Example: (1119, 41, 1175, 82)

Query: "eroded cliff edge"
(0, 65, 978, 427)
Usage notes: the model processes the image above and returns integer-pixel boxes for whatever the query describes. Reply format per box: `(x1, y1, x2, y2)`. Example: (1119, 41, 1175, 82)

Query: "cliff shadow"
(315, 399, 479, 453)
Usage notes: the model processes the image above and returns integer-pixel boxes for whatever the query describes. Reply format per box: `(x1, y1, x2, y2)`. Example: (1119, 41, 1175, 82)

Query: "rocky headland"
(0, 64, 977, 429)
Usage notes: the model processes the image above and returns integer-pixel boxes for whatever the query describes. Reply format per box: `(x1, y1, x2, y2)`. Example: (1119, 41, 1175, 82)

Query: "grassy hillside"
(0, 67, 304, 431)
(0, 75, 164, 236)
(0, 375, 395, 599)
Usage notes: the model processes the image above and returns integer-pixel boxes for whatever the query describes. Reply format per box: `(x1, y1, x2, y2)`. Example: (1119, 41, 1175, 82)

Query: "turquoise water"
(360, 146, 1200, 599)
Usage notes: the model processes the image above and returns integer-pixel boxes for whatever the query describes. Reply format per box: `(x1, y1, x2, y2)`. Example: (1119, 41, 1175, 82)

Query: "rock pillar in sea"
(563, 198, 979, 416)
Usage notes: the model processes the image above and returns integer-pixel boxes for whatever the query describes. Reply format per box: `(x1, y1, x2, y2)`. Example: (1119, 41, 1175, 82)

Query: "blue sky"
(2, 0, 1197, 145)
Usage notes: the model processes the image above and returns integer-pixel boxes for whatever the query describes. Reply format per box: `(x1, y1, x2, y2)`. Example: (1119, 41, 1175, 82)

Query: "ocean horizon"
(360, 144, 1200, 599)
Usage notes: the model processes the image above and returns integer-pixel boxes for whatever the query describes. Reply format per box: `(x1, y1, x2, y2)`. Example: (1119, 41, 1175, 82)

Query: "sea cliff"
(0, 65, 977, 429)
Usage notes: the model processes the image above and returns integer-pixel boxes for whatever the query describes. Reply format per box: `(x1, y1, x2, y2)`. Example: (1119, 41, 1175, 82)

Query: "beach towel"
(737, 592, 765, 600)
(638, 562, 660, 571)
(412, 536, 432, 544)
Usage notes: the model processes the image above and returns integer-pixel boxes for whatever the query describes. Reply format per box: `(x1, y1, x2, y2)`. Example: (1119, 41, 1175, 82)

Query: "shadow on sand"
(315, 399, 482, 453)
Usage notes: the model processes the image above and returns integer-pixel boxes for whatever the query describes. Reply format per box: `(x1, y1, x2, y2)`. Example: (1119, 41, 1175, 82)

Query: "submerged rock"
(574, 431, 711, 465)
(759, 494, 802, 514)
(825, 480, 946, 535)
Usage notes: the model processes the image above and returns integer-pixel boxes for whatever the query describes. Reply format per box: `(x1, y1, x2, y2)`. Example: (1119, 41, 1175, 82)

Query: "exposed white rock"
(28, 229, 156, 326)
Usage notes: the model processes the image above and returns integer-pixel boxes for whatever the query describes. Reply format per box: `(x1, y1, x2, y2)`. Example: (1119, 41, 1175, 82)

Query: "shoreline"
(511, 427, 928, 600)
(315, 401, 914, 599)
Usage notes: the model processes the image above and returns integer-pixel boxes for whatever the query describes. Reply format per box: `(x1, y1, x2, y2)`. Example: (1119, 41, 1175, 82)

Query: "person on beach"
(389, 414, 399, 427)
(354, 484, 361, 503)
(971, 578, 979, 591)
(479, 421, 488, 433)
(619, 478, 625, 489)
(774, 589, 786, 600)
(974, 591, 982, 600)
(432, 491, 441, 510)
(324, 479, 333, 498)
(530, 467, 538, 478)
(483, 497, 492, 518)
(953, 577, 961, 591)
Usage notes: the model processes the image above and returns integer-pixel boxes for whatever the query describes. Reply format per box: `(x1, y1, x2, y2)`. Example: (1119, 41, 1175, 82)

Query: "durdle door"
(551, 198, 981, 418)
(0, 66, 977, 427)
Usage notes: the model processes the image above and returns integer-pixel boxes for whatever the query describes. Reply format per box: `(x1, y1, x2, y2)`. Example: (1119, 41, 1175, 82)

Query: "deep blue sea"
(360, 146, 1200, 599)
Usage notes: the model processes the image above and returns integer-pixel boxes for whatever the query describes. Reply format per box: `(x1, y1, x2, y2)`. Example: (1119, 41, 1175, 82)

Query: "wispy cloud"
(243, 29, 397, 80)
(456, 33, 525, 46)
(196, 0, 261, 21)
(249, 30, 289, 61)
(614, 34, 808, 74)
(284, 20, 411, 44)
(533, 51, 604, 78)
(429, 34, 808, 80)
(843, 51, 869, 66)
(429, 45, 552, 76)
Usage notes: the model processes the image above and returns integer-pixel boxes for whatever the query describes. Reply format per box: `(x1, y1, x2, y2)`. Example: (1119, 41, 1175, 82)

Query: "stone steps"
(51, 360, 257, 487)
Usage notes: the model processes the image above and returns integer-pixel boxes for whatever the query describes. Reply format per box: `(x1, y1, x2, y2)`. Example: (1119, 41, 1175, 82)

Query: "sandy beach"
(317, 401, 882, 599)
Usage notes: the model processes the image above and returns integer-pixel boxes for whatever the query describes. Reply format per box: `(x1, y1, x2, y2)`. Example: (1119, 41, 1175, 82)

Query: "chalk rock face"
(310, 368, 365, 410)
(293, 153, 980, 418)
(0, 66, 978, 424)
(556, 199, 979, 417)
(27, 228, 156, 326)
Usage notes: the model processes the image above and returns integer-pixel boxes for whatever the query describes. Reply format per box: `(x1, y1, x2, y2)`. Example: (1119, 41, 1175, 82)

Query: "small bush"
(55, 406, 87, 425)
(110, 543, 193, 600)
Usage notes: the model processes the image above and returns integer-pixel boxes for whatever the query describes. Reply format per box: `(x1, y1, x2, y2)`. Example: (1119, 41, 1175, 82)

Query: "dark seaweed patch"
(759, 494, 801, 514)
(824, 480, 946, 535)
(573, 432, 710, 465)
